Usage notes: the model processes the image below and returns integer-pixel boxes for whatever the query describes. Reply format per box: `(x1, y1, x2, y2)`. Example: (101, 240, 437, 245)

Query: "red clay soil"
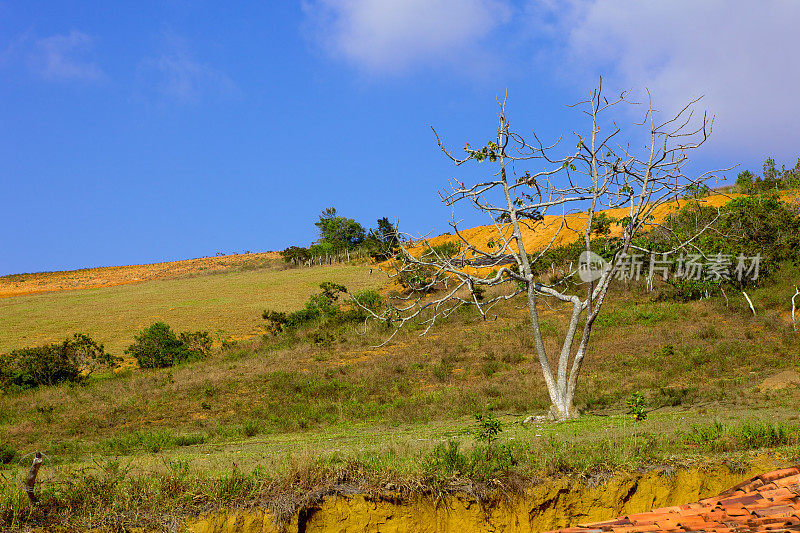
(548, 467, 800, 533)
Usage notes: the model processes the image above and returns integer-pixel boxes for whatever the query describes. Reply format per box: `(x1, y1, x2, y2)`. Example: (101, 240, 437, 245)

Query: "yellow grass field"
(0, 263, 380, 356)
(414, 193, 742, 257)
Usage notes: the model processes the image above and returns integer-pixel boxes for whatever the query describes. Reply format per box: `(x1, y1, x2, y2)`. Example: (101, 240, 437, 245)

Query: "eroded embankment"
(188, 460, 777, 533)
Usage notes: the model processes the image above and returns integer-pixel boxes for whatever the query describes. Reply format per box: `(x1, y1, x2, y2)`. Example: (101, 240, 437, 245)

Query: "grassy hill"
(2, 195, 800, 530)
(0, 259, 379, 355)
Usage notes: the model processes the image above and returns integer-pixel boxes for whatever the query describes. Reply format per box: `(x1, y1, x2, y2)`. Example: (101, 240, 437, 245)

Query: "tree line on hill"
(280, 208, 400, 266)
(735, 156, 800, 194)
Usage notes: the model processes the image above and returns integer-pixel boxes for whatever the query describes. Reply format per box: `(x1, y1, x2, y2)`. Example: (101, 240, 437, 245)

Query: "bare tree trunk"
(358, 83, 720, 422)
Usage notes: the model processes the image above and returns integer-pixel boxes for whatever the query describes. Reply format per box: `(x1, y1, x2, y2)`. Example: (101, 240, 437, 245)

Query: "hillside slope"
(416, 193, 740, 257)
(0, 252, 280, 299)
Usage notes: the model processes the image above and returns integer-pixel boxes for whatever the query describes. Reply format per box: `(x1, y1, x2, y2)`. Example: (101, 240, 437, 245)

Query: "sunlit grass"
(0, 263, 380, 355)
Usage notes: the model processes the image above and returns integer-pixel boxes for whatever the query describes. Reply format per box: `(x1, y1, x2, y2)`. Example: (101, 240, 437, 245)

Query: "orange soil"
(0, 252, 280, 299)
(413, 193, 741, 259)
(3, 191, 791, 300)
(375, 193, 745, 288)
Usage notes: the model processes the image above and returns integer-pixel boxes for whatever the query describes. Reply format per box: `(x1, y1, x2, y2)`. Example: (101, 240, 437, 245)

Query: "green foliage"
(0, 443, 15, 465)
(0, 333, 119, 391)
(591, 212, 618, 236)
(368, 217, 400, 260)
(124, 323, 207, 369)
(684, 421, 725, 447)
(424, 241, 461, 259)
(280, 246, 310, 264)
(352, 289, 383, 311)
(652, 193, 800, 299)
(736, 170, 755, 193)
(736, 420, 787, 449)
(474, 412, 502, 445)
(178, 331, 212, 357)
(314, 207, 366, 251)
(423, 437, 517, 482)
(683, 420, 792, 452)
(626, 391, 647, 421)
(262, 282, 370, 336)
(684, 183, 711, 199)
(319, 281, 347, 301)
(424, 439, 467, 476)
(464, 140, 500, 162)
(735, 156, 800, 194)
(261, 310, 289, 335)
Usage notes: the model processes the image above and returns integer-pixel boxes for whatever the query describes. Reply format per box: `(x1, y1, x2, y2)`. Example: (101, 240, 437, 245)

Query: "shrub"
(652, 193, 800, 299)
(352, 289, 383, 312)
(241, 420, 260, 437)
(178, 331, 213, 357)
(0, 333, 119, 391)
(125, 322, 206, 369)
(263, 282, 368, 335)
(262, 310, 289, 335)
(626, 391, 647, 421)
(734, 420, 788, 449)
(474, 412, 502, 445)
(0, 442, 15, 464)
(424, 439, 467, 477)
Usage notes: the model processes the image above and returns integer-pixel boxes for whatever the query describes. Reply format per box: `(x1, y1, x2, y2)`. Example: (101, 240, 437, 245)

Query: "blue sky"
(1, 1, 798, 275)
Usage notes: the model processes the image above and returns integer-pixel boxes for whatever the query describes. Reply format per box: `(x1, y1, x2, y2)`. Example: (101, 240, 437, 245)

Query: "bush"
(352, 289, 383, 312)
(0, 442, 15, 464)
(263, 282, 368, 335)
(0, 333, 119, 391)
(474, 412, 502, 445)
(626, 391, 647, 421)
(735, 420, 788, 449)
(178, 331, 212, 357)
(652, 193, 800, 299)
(125, 322, 207, 369)
(683, 420, 792, 452)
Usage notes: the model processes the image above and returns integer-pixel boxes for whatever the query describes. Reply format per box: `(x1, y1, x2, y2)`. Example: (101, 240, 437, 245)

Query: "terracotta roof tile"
(544, 467, 800, 533)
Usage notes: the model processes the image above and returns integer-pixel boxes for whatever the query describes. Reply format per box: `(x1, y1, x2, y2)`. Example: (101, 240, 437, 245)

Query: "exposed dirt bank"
(188, 459, 778, 533)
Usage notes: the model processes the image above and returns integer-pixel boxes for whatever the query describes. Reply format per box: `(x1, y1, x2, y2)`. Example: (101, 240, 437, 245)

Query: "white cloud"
(30, 30, 104, 82)
(561, 0, 800, 158)
(139, 34, 236, 103)
(303, 0, 512, 73)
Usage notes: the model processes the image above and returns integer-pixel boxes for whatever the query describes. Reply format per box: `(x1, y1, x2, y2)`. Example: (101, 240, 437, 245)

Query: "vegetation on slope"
(1, 161, 800, 530)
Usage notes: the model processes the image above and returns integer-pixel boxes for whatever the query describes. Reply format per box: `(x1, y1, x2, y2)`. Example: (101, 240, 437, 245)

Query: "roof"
(547, 467, 800, 533)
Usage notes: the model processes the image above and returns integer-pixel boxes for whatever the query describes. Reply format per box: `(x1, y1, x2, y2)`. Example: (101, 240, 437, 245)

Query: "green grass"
(2, 261, 800, 530)
(2, 409, 799, 531)
(0, 263, 380, 355)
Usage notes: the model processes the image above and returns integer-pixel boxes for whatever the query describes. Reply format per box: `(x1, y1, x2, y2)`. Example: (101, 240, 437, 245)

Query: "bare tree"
(360, 82, 720, 421)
